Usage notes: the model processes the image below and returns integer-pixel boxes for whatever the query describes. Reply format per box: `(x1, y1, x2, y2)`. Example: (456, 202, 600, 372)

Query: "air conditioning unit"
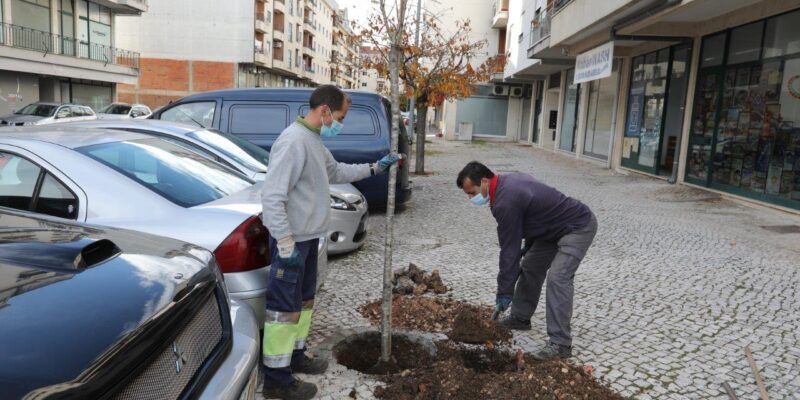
(509, 86, 524, 98)
(492, 85, 509, 96)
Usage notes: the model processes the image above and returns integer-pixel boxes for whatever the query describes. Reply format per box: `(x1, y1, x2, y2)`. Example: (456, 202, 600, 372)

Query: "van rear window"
(299, 106, 377, 137)
(229, 105, 289, 135)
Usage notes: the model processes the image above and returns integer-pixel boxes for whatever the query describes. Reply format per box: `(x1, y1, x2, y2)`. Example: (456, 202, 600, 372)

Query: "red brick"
(139, 58, 190, 92)
(192, 61, 235, 92)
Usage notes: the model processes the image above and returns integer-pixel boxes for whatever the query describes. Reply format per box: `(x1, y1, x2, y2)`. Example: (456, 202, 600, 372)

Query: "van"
(151, 88, 411, 208)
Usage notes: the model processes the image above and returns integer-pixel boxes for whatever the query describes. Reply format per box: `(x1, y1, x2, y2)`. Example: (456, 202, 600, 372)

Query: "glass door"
(583, 61, 619, 160)
(560, 69, 580, 152)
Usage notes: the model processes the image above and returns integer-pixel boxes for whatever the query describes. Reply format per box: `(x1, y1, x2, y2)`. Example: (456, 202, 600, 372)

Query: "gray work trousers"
(510, 213, 598, 347)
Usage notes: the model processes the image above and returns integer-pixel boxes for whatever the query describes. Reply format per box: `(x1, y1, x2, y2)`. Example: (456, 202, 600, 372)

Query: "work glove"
(277, 236, 302, 268)
(495, 295, 513, 313)
(374, 153, 402, 174)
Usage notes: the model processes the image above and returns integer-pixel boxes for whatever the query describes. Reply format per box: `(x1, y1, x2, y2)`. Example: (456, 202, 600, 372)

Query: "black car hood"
(0, 212, 214, 399)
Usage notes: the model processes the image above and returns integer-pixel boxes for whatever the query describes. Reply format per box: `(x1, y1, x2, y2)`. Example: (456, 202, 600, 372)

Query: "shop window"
(763, 9, 800, 59)
(727, 21, 764, 64)
(701, 33, 726, 68)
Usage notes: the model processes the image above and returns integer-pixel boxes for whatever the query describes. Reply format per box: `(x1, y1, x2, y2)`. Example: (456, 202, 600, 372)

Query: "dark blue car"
(151, 88, 412, 209)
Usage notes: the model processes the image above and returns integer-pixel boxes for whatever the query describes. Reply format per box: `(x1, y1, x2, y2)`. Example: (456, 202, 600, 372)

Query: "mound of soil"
(393, 263, 449, 295)
(447, 306, 512, 344)
(335, 334, 623, 400)
(359, 296, 510, 343)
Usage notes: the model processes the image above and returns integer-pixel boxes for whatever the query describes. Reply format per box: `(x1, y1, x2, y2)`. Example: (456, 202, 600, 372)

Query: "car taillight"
(214, 216, 270, 273)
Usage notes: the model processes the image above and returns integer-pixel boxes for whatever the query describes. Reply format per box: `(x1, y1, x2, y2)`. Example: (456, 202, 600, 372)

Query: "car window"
(228, 105, 288, 136)
(186, 130, 267, 172)
(77, 137, 253, 207)
(56, 107, 72, 119)
(160, 102, 216, 128)
(131, 107, 147, 117)
(0, 152, 42, 213)
(35, 173, 78, 219)
(82, 107, 95, 116)
(70, 106, 85, 117)
(100, 104, 131, 115)
(299, 105, 377, 137)
(15, 104, 58, 117)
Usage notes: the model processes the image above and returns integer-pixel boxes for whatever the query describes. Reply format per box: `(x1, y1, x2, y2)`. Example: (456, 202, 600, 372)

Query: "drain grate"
(760, 225, 800, 234)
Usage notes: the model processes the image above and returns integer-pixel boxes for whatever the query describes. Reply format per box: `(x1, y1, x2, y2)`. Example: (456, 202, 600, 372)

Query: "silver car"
(0, 126, 327, 325)
(97, 103, 153, 119)
(0, 102, 96, 126)
(65, 119, 369, 255)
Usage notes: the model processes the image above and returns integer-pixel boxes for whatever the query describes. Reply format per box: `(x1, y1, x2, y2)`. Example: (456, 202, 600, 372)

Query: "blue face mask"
(469, 182, 490, 205)
(321, 109, 344, 137)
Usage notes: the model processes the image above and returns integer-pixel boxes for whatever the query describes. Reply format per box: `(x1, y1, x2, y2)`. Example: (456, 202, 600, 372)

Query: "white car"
(96, 103, 153, 120)
(0, 102, 96, 126)
(0, 126, 327, 325)
(65, 119, 370, 255)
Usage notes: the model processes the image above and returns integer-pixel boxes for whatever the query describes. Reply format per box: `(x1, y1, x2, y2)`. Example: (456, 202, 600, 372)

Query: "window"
(186, 130, 268, 172)
(36, 173, 78, 219)
(159, 101, 216, 128)
(301, 106, 377, 136)
(78, 138, 252, 208)
(764, 9, 800, 59)
(701, 33, 726, 67)
(229, 105, 289, 135)
(727, 21, 764, 64)
(56, 107, 72, 119)
(0, 152, 41, 212)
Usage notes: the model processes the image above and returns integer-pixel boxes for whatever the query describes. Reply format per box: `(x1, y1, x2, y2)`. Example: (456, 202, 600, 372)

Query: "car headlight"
(330, 195, 356, 211)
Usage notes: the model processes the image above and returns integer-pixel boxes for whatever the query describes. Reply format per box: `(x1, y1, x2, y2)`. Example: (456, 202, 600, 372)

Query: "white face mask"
(469, 181, 490, 205)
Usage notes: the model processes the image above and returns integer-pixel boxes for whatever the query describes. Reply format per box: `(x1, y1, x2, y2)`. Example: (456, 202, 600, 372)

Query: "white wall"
(549, 0, 633, 46)
(427, 0, 500, 68)
(114, 0, 254, 62)
(504, 0, 545, 78)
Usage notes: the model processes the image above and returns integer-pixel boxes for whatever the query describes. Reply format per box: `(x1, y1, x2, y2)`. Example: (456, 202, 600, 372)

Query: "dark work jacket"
(491, 173, 592, 296)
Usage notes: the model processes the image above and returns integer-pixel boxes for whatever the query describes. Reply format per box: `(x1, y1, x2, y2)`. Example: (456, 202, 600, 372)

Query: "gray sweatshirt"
(261, 118, 372, 242)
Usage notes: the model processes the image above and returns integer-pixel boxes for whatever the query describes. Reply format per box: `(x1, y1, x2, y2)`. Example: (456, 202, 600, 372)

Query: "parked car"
(150, 88, 412, 209)
(0, 126, 327, 324)
(65, 119, 369, 255)
(0, 102, 96, 126)
(96, 103, 153, 119)
(0, 209, 259, 400)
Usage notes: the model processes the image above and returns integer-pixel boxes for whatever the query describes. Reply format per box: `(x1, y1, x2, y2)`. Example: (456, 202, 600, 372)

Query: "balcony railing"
(528, 8, 551, 49)
(0, 22, 139, 69)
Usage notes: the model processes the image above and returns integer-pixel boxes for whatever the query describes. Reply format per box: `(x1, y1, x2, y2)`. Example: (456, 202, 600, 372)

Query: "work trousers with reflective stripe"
(262, 235, 319, 388)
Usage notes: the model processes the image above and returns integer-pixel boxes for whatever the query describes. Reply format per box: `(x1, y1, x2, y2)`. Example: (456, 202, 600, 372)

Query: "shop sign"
(574, 41, 614, 84)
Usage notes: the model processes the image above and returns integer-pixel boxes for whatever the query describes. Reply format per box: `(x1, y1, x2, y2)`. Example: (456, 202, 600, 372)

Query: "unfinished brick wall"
(119, 58, 236, 110)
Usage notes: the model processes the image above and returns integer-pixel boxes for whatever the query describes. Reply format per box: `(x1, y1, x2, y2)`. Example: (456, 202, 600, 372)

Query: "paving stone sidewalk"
(288, 139, 800, 399)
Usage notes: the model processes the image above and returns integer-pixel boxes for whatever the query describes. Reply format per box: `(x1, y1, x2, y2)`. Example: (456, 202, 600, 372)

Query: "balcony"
(491, 0, 508, 29)
(304, 19, 316, 30)
(95, 0, 147, 15)
(256, 13, 269, 32)
(274, 0, 285, 11)
(273, 29, 284, 41)
(0, 22, 139, 69)
(528, 8, 551, 51)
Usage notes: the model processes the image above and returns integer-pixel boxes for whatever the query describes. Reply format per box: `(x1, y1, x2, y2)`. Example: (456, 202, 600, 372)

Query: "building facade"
(0, 0, 145, 116)
(114, 0, 356, 111)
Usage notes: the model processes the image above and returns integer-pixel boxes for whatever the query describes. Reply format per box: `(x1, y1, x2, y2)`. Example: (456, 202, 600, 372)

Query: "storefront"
(686, 9, 800, 210)
(622, 43, 692, 176)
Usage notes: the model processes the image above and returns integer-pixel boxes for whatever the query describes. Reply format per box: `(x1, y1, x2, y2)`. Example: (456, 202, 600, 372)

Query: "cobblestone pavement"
(278, 139, 800, 399)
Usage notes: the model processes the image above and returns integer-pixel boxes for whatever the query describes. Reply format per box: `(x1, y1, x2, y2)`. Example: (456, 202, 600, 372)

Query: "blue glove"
(495, 295, 513, 312)
(375, 153, 401, 174)
(277, 237, 302, 268)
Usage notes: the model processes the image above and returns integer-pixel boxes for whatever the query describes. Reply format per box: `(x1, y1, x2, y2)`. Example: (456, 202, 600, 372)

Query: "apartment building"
(497, 0, 800, 212)
(331, 7, 359, 89)
(359, 46, 385, 93)
(0, 0, 146, 115)
(115, 0, 347, 111)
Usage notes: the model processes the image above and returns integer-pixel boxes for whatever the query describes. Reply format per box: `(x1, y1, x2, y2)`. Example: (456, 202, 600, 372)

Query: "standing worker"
(261, 85, 400, 400)
(456, 161, 597, 360)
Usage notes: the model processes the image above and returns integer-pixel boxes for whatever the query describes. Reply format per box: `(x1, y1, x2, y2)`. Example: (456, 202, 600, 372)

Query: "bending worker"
(260, 85, 400, 400)
(456, 161, 597, 361)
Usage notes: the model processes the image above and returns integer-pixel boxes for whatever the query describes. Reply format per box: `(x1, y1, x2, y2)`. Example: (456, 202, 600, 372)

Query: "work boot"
(292, 354, 329, 374)
(262, 379, 317, 400)
(532, 342, 572, 361)
(497, 314, 531, 331)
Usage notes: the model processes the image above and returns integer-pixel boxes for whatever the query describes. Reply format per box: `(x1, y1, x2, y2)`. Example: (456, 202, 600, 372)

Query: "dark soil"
(376, 342, 624, 400)
(393, 263, 449, 295)
(359, 295, 510, 344)
(333, 332, 434, 375)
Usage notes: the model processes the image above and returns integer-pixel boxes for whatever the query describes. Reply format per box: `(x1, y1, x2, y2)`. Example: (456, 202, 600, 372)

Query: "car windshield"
(99, 104, 132, 114)
(14, 104, 58, 117)
(77, 137, 253, 207)
(186, 130, 268, 173)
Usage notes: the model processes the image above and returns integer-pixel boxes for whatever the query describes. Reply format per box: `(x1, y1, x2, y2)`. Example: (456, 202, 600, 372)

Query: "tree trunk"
(414, 105, 427, 174)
